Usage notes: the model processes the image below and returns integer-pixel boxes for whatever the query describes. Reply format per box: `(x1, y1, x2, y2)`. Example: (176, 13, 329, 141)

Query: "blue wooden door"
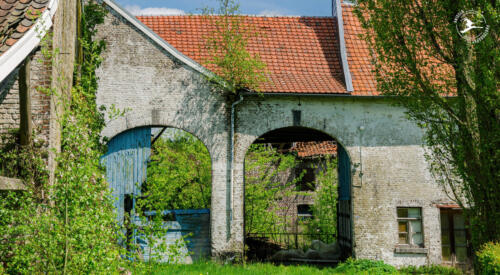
(101, 127, 151, 224)
(337, 145, 352, 257)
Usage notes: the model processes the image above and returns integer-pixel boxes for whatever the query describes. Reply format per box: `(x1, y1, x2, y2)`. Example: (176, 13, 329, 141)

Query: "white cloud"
(258, 9, 285, 16)
(125, 5, 186, 16)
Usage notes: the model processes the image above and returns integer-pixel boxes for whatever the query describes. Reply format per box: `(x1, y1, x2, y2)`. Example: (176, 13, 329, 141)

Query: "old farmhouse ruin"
(0, 0, 470, 268)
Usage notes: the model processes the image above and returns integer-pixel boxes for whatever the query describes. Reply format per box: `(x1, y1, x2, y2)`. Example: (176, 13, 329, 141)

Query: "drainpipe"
(227, 94, 244, 240)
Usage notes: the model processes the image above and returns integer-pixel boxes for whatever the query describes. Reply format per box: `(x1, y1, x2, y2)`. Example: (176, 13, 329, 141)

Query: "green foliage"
(134, 259, 403, 275)
(334, 258, 398, 275)
(302, 156, 338, 242)
(123, 130, 209, 268)
(244, 144, 300, 234)
(140, 130, 212, 211)
(203, 0, 268, 94)
(0, 1, 121, 273)
(0, 129, 48, 192)
(355, 0, 500, 249)
(476, 242, 500, 275)
(399, 265, 463, 275)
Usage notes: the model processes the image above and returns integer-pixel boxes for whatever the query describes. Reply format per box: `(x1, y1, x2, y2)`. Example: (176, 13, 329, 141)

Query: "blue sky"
(114, 0, 333, 16)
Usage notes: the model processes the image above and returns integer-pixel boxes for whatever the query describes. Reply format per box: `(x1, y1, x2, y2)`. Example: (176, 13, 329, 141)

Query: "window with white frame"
(397, 207, 424, 247)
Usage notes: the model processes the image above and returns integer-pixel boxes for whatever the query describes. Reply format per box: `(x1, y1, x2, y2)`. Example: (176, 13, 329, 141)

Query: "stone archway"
(240, 126, 353, 262)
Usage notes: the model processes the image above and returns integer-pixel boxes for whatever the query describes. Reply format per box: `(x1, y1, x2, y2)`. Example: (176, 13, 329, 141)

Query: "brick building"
(0, 0, 471, 268)
(95, 0, 470, 267)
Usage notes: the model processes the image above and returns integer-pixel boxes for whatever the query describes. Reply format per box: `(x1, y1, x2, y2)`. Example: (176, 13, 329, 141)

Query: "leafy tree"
(244, 144, 300, 235)
(139, 130, 212, 211)
(203, 0, 267, 94)
(354, 0, 499, 250)
(303, 156, 338, 243)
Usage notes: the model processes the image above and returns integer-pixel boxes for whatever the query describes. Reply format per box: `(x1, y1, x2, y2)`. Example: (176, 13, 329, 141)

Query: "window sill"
(394, 246, 428, 254)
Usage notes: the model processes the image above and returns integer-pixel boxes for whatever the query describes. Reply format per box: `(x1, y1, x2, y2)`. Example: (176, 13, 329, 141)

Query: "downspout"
(227, 94, 244, 240)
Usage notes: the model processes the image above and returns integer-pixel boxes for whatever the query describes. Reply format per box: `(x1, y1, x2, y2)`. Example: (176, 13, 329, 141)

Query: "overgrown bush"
(399, 265, 463, 275)
(0, 2, 122, 273)
(333, 258, 398, 274)
(244, 144, 301, 235)
(476, 242, 500, 275)
(302, 156, 338, 243)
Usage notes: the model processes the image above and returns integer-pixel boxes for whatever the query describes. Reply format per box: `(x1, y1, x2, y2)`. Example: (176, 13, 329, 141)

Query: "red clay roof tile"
(0, 0, 49, 57)
(138, 15, 348, 94)
(291, 141, 337, 158)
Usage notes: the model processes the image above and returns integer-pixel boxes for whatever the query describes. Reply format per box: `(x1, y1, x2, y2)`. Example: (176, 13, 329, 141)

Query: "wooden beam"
(18, 56, 32, 146)
(0, 176, 26, 191)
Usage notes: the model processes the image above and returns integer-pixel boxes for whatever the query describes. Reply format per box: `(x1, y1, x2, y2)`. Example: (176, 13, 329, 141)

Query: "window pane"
(442, 246, 451, 261)
(412, 232, 423, 246)
(408, 208, 421, 218)
(441, 231, 450, 245)
(456, 246, 468, 262)
(454, 230, 467, 245)
(399, 233, 408, 244)
(440, 212, 449, 229)
(398, 221, 408, 233)
(454, 214, 465, 230)
(397, 208, 408, 218)
(411, 220, 422, 233)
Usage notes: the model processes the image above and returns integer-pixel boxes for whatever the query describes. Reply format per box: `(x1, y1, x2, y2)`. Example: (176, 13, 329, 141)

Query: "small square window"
(397, 207, 424, 247)
(297, 204, 313, 221)
(295, 167, 316, 191)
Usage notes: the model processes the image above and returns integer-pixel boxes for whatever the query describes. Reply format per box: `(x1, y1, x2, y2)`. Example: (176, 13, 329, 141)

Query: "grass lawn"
(143, 262, 340, 275)
(127, 260, 464, 275)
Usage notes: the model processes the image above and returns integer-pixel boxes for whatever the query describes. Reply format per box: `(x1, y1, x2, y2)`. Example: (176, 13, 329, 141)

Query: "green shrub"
(333, 258, 398, 274)
(399, 265, 463, 275)
(476, 242, 500, 275)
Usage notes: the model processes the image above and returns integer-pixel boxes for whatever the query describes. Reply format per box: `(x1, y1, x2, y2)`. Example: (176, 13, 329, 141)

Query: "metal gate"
(337, 145, 352, 258)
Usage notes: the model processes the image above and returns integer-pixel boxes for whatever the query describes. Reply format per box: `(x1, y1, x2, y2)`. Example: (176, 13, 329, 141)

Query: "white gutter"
(0, 0, 59, 83)
(227, 94, 243, 240)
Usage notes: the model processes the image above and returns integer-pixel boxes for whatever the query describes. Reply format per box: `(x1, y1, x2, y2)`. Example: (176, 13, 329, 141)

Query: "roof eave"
(0, 0, 59, 83)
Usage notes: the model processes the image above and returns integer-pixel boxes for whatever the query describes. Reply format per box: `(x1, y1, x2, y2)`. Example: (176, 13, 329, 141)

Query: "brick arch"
(102, 108, 226, 164)
(234, 120, 353, 166)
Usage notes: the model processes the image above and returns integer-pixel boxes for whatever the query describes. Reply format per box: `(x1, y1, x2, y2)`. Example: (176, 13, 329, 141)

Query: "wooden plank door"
(101, 127, 151, 224)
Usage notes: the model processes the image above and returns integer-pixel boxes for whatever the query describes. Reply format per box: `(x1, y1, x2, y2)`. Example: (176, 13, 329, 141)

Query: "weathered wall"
(48, 0, 78, 183)
(0, 0, 78, 183)
(233, 96, 452, 266)
(95, 6, 454, 266)
(95, 8, 231, 257)
(0, 48, 52, 144)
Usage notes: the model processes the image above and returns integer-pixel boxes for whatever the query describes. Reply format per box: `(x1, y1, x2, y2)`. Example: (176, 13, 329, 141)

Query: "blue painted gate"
(101, 127, 211, 263)
(101, 127, 151, 225)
